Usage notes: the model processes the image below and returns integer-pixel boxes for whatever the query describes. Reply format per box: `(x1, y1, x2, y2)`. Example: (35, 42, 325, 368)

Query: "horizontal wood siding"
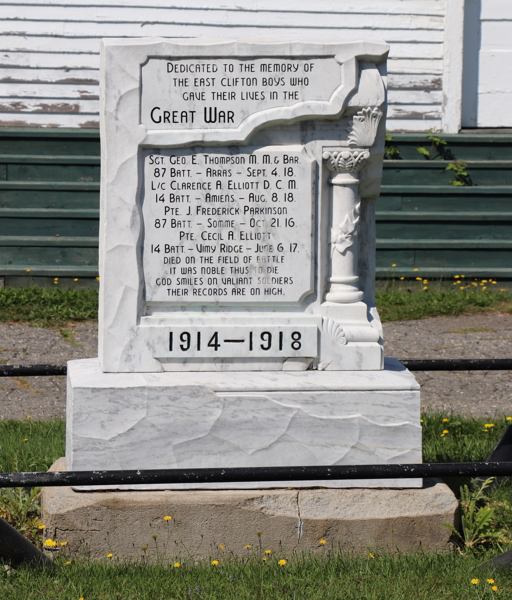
(0, 0, 446, 132)
(0, 129, 510, 284)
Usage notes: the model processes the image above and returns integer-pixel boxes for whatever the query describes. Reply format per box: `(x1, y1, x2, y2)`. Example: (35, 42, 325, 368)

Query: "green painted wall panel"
(0, 217, 98, 237)
(0, 246, 98, 267)
(0, 189, 99, 210)
(6, 163, 100, 183)
(382, 163, 512, 186)
(377, 221, 512, 241)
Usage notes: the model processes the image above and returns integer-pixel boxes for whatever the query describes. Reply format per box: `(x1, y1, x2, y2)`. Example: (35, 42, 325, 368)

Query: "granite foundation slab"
(41, 458, 457, 561)
(67, 357, 421, 490)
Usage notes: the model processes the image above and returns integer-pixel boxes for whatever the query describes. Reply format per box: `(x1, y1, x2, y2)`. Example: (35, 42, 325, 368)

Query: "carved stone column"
(322, 107, 383, 305)
(323, 149, 369, 303)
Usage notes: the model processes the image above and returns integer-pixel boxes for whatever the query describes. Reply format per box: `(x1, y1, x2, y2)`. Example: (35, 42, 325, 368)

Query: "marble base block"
(67, 358, 421, 490)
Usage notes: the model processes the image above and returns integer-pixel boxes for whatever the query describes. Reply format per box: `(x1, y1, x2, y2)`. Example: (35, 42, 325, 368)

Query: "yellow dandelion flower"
(256, 532, 264, 536)
(423, 279, 428, 284)
(483, 286, 488, 290)
(392, 264, 396, 267)
(412, 268, 420, 271)
(43, 539, 57, 547)
(173, 562, 181, 568)
(261, 557, 268, 561)
(415, 277, 422, 281)
(492, 281, 497, 284)
(278, 559, 288, 565)
(452, 282, 457, 285)
(27, 415, 32, 419)
(443, 418, 449, 422)
(38, 524, 45, 529)
(96, 276, 100, 281)
(492, 585, 499, 591)
(454, 275, 460, 279)
(507, 417, 512, 421)
(368, 553, 375, 558)
(472, 282, 477, 286)
(64, 561, 72, 566)
(500, 289, 505, 292)
(423, 286, 428, 290)
(211, 560, 220, 566)
(443, 430, 449, 434)
(244, 544, 253, 549)
(440, 433, 445, 437)
(264, 549, 272, 555)
(420, 419, 424, 423)
(471, 578, 480, 585)
(400, 276, 404, 280)
(59, 541, 68, 546)
(163, 516, 172, 521)
(219, 545, 225, 550)
(24, 269, 32, 272)
(140, 546, 148, 552)
(23, 438, 28, 442)
(319, 539, 327, 545)
(488, 579, 495, 584)
(152, 535, 157, 540)
(482, 280, 488, 283)
(72, 278, 80, 282)
(107, 553, 113, 558)
(484, 423, 495, 428)
(461, 275, 465, 278)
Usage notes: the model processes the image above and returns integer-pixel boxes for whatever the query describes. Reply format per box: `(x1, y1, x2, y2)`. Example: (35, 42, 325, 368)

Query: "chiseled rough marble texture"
(99, 39, 389, 373)
(67, 358, 421, 490)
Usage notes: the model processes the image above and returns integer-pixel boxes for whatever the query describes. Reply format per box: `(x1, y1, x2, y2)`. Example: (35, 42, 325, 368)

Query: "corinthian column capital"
(322, 149, 370, 174)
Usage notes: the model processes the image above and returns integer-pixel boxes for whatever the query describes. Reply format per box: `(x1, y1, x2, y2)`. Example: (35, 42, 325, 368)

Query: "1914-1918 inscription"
(141, 57, 341, 129)
(142, 146, 314, 304)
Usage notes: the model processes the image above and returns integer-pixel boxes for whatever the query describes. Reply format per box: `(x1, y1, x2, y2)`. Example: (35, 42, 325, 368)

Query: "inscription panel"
(141, 57, 342, 130)
(142, 146, 315, 304)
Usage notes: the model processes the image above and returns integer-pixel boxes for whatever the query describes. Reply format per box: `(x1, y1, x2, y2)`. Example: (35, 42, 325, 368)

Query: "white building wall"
(0, 0, 446, 131)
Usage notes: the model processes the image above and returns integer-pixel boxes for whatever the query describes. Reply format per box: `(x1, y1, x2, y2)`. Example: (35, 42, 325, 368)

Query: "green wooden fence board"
(7, 163, 100, 183)
(381, 185, 512, 194)
(382, 163, 512, 186)
(0, 128, 100, 156)
(0, 189, 99, 210)
(385, 134, 512, 161)
(0, 155, 100, 164)
(0, 208, 99, 218)
(377, 239, 512, 248)
(0, 236, 98, 247)
(376, 212, 512, 221)
(0, 218, 98, 237)
(0, 165, 5, 180)
(398, 195, 512, 212)
(0, 181, 99, 191)
(377, 221, 512, 240)
(0, 246, 98, 267)
(0, 266, 98, 277)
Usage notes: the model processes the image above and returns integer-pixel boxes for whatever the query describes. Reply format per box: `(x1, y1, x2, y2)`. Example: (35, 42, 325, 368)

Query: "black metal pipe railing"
(1, 462, 512, 489)
(1, 359, 511, 377)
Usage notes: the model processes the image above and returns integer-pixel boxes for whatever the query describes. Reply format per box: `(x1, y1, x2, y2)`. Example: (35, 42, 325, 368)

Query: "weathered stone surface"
(67, 358, 421, 490)
(41, 458, 458, 561)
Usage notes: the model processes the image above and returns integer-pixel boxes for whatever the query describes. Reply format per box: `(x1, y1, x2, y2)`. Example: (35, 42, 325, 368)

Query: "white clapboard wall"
(462, 0, 512, 128)
(0, 0, 446, 131)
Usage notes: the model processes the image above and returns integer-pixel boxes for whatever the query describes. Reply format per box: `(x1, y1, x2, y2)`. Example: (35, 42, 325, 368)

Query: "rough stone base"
(41, 458, 458, 561)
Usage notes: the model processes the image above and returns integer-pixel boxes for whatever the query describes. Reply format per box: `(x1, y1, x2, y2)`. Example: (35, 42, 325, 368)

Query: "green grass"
(377, 289, 512, 322)
(0, 287, 98, 327)
(1, 414, 512, 598)
(2, 551, 511, 600)
(0, 286, 511, 327)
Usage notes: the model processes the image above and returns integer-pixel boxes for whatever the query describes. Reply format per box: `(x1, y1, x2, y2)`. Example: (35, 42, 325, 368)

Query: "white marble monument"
(66, 38, 422, 489)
